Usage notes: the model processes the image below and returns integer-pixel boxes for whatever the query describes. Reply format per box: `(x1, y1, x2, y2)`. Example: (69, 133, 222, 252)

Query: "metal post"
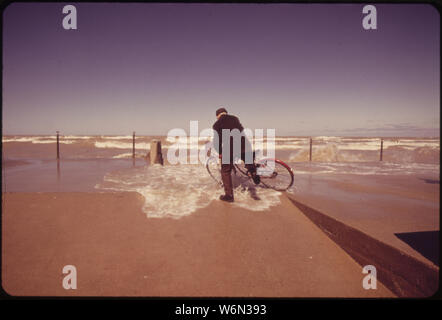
(132, 131, 136, 159)
(56, 159, 61, 181)
(380, 138, 383, 161)
(56, 131, 60, 159)
(309, 137, 312, 162)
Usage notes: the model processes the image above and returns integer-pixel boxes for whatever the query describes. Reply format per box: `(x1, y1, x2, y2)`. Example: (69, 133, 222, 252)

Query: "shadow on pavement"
(395, 231, 439, 266)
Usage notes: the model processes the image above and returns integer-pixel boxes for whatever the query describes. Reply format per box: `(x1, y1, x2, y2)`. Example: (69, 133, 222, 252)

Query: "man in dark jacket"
(212, 107, 259, 202)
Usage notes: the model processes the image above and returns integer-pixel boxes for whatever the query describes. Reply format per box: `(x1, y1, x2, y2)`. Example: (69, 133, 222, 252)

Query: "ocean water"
(2, 135, 439, 163)
(2, 135, 439, 218)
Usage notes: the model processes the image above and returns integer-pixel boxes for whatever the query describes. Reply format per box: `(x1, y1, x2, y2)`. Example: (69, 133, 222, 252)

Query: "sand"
(2, 192, 394, 297)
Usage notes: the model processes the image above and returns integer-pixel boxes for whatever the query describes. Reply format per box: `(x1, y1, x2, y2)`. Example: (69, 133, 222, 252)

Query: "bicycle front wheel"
(206, 156, 223, 187)
(257, 159, 294, 191)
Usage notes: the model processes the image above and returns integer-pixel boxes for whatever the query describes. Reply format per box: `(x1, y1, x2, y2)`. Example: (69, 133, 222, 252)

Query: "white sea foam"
(62, 135, 96, 139)
(95, 164, 282, 218)
(32, 139, 76, 144)
(94, 141, 151, 150)
(163, 141, 210, 151)
(334, 142, 383, 151)
(2, 137, 42, 143)
(383, 140, 440, 149)
(253, 137, 305, 142)
(2, 136, 75, 144)
(100, 135, 134, 140)
(314, 136, 342, 142)
(112, 152, 147, 159)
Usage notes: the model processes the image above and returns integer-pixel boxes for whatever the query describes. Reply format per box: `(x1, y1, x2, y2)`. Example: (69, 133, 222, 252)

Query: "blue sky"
(2, 3, 440, 136)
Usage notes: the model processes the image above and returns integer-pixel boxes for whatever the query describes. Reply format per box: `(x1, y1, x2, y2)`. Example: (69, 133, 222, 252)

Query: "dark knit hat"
(216, 107, 228, 116)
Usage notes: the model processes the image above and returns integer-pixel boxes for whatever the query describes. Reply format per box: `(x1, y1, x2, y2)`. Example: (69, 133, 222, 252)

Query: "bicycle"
(206, 154, 294, 191)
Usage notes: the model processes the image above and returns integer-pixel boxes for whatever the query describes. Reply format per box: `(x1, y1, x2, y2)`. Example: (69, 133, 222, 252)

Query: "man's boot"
(219, 194, 234, 202)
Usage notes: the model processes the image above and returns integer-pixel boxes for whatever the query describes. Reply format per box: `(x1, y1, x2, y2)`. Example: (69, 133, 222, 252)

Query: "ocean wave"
(94, 141, 151, 150)
(99, 135, 134, 140)
(2, 137, 42, 143)
(112, 152, 147, 159)
(63, 135, 97, 140)
(2, 137, 75, 144)
(32, 139, 76, 144)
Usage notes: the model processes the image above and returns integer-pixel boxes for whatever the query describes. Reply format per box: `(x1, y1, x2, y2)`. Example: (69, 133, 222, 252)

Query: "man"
(212, 107, 260, 202)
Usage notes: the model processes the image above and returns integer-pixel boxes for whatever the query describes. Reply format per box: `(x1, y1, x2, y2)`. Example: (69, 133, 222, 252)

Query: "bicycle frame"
(234, 158, 293, 177)
(206, 155, 294, 191)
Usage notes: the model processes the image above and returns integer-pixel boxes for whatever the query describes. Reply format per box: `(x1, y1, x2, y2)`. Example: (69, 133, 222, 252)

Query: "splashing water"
(95, 164, 282, 218)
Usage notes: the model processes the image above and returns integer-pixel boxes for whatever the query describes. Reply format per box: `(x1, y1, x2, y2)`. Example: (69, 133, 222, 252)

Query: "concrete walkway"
(2, 192, 393, 297)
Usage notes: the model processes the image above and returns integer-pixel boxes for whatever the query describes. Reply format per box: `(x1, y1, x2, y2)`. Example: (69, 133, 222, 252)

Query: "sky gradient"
(2, 3, 440, 136)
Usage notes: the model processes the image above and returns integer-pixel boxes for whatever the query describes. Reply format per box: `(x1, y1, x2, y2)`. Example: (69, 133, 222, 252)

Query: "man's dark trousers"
(221, 153, 255, 198)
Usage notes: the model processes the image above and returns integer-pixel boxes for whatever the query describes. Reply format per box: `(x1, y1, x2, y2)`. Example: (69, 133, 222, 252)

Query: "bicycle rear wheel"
(257, 159, 294, 191)
(206, 156, 223, 186)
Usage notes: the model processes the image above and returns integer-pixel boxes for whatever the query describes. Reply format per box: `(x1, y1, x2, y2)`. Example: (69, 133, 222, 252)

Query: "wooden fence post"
(309, 137, 312, 162)
(150, 140, 164, 165)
